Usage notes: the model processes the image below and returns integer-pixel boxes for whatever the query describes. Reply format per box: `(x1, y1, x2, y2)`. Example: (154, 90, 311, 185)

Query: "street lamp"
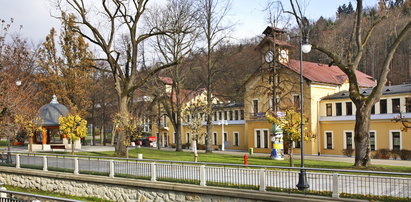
(296, 36, 311, 191)
(218, 119, 228, 151)
(6, 79, 22, 164)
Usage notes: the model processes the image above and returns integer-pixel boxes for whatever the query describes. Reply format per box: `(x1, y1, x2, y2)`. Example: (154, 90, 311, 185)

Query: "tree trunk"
(71, 139, 75, 155)
(354, 102, 371, 167)
(289, 146, 294, 167)
(111, 124, 116, 146)
(101, 125, 105, 146)
(175, 122, 182, 152)
(100, 125, 104, 145)
(205, 89, 213, 153)
(157, 102, 162, 150)
(115, 95, 129, 157)
(29, 136, 33, 153)
(193, 139, 198, 162)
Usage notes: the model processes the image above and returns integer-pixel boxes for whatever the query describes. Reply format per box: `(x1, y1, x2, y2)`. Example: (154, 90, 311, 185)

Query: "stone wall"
(0, 167, 344, 202)
(0, 172, 257, 202)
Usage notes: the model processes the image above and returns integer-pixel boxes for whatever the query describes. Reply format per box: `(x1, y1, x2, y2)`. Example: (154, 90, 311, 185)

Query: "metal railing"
(0, 185, 82, 202)
(1, 152, 411, 199)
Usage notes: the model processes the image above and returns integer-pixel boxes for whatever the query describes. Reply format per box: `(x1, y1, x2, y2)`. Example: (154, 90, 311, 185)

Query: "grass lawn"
(74, 148, 411, 173)
(5, 185, 112, 202)
(0, 140, 7, 147)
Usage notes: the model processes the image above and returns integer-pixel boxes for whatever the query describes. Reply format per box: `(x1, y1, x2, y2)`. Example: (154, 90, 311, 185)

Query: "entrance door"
(163, 132, 168, 147)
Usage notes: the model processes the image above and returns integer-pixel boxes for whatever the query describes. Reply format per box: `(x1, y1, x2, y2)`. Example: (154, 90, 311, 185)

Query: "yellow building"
(151, 27, 411, 157)
(151, 85, 247, 150)
(319, 84, 411, 155)
(243, 27, 375, 155)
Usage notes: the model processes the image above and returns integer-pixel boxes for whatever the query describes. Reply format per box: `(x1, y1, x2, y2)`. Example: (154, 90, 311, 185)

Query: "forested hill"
(302, 0, 411, 85)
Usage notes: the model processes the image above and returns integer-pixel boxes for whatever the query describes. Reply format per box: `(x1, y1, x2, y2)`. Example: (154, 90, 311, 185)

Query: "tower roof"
(38, 95, 70, 127)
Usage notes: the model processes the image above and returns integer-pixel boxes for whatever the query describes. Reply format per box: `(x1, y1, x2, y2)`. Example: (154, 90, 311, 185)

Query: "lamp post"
(219, 119, 228, 151)
(6, 79, 22, 164)
(296, 36, 311, 191)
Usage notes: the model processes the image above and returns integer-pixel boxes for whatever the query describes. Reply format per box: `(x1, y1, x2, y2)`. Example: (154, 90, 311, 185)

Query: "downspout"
(317, 98, 321, 156)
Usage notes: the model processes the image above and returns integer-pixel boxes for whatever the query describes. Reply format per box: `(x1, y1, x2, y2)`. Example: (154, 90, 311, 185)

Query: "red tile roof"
(159, 76, 173, 85)
(167, 88, 207, 104)
(284, 60, 376, 87)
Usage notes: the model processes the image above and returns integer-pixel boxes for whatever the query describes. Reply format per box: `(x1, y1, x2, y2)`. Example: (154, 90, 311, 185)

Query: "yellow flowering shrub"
(58, 114, 87, 141)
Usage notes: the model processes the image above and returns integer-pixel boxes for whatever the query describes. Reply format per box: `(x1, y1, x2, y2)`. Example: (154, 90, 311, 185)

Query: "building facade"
(151, 27, 410, 156)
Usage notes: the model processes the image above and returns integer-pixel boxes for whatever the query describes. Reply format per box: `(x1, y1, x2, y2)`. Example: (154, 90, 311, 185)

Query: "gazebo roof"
(39, 95, 69, 127)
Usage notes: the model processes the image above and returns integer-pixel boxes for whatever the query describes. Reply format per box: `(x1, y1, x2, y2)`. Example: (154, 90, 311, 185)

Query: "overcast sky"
(0, 0, 377, 45)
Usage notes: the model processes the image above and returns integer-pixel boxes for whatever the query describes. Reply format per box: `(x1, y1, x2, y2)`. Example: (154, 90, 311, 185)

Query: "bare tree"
(148, 0, 200, 151)
(183, 100, 207, 162)
(198, 0, 233, 153)
(0, 19, 40, 150)
(289, 0, 411, 166)
(57, 0, 181, 156)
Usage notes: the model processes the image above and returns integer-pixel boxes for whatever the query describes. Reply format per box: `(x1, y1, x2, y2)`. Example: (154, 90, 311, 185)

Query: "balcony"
(249, 112, 267, 120)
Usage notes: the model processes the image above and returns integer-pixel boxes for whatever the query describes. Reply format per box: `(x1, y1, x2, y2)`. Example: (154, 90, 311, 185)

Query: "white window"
(324, 131, 334, 149)
(233, 132, 239, 146)
(343, 131, 354, 149)
(389, 130, 402, 150)
(369, 130, 377, 151)
(252, 99, 259, 115)
(254, 129, 269, 148)
(292, 94, 300, 110)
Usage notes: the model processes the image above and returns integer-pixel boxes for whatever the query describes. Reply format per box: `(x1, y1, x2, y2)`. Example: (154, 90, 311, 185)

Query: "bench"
(50, 145, 66, 151)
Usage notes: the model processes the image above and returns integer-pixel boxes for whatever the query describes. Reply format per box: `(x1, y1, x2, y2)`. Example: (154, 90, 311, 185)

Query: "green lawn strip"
(79, 170, 109, 176)
(4, 185, 112, 202)
(115, 173, 150, 180)
(266, 186, 332, 197)
(157, 177, 200, 185)
(206, 181, 258, 190)
(340, 193, 411, 202)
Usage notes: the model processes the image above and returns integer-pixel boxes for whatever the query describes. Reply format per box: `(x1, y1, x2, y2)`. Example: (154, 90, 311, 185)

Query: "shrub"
(373, 149, 390, 159)
(182, 143, 191, 149)
(342, 148, 354, 157)
(170, 143, 176, 148)
(399, 150, 411, 160)
(197, 144, 206, 150)
(391, 149, 401, 160)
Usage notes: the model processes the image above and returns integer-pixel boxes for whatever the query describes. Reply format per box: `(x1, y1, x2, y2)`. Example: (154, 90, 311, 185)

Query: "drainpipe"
(317, 98, 321, 156)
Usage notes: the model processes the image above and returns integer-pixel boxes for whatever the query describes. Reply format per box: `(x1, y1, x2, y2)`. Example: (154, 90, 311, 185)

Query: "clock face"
(280, 49, 287, 59)
(264, 50, 274, 63)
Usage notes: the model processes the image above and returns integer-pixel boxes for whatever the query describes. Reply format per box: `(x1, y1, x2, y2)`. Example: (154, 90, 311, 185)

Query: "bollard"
(200, 165, 206, 186)
(15, 154, 20, 169)
(151, 162, 156, 182)
(43, 156, 48, 171)
(244, 154, 248, 166)
(74, 157, 79, 175)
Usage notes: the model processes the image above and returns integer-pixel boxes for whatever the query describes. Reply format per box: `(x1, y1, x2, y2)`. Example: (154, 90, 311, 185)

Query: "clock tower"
(259, 26, 292, 64)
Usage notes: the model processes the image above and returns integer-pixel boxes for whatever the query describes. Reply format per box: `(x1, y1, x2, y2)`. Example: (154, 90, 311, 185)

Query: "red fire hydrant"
(244, 154, 248, 166)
